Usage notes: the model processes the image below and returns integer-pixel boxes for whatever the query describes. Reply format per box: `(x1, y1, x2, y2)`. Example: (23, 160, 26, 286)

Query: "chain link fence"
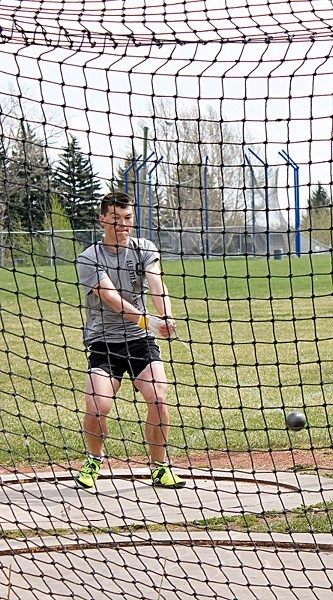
(0, 227, 330, 268)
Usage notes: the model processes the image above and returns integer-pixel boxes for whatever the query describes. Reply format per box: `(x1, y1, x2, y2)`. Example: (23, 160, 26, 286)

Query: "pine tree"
(309, 182, 330, 209)
(52, 135, 102, 230)
(5, 122, 51, 231)
(301, 182, 332, 247)
(109, 151, 138, 196)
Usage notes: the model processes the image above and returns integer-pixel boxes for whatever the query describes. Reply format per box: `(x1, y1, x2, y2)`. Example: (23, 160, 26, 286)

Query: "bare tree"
(141, 99, 252, 231)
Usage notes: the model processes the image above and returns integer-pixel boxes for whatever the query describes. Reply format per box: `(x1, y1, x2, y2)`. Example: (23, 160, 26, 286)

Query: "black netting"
(0, 2, 333, 599)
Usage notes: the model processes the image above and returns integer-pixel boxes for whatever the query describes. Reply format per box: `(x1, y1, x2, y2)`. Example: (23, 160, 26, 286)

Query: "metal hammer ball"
(286, 411, 306, 431)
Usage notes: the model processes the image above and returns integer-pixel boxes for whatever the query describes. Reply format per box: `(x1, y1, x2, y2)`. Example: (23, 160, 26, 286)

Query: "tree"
(4, 122, 51, 231)
(108, 150, 138, 197)
(309, 182, 330, 210)
(109, 148, 162, 238)
(35, 194, 83, 265)
(301, 182, 332, 247)
(142, 99, 254, 231)
(52, 136, 102, 230)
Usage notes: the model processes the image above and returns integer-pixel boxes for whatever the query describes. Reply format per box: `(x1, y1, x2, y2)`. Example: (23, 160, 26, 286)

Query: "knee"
(148, 394, 169, 418)
(86, 395, 112, 417)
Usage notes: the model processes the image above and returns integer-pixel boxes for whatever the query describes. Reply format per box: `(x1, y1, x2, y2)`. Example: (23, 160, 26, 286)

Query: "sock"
(88, 453, 104, 463)
(151, 461, 166, 472)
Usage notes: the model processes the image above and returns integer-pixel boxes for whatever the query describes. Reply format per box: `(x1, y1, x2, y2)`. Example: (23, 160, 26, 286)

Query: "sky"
(0, 0, 332, 218)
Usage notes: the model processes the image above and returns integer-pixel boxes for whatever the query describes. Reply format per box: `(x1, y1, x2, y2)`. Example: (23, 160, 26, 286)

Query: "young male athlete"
(76, 191, 186, 489)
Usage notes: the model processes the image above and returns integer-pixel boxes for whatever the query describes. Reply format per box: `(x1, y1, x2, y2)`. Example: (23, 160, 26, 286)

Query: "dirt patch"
(174, 449, 333, 474)
(2, 449, 333, 476)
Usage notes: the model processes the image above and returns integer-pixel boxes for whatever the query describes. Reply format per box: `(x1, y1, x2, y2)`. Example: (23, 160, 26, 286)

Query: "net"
(1, 1, 333, 599)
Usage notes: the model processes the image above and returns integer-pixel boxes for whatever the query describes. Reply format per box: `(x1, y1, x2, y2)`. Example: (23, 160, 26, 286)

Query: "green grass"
(1, 254, 333, 467)
(190, 499, 333, 534)
(2, 500, 333, 539)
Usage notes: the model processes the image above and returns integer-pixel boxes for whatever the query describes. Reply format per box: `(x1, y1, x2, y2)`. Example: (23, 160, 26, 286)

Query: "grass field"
(1, 253, 333, 467)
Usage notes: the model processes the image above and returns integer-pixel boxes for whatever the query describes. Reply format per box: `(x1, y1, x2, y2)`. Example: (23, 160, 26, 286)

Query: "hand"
(138, 314, 176, 338)
(165, 318, 177, 338)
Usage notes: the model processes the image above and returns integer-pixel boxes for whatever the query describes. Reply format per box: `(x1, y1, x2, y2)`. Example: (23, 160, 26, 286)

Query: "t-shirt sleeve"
(138, 238, 161, 270)
(77, 250, 108, 295)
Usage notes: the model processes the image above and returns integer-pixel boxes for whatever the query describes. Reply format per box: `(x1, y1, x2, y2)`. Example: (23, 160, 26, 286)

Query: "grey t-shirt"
(77, 237, 160, 345)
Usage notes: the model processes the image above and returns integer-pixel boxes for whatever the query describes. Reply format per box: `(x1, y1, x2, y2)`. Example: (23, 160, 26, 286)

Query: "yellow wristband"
(138, 315, 149, 329)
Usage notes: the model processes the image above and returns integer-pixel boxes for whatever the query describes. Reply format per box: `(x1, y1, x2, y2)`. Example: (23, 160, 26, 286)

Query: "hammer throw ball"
(286, 411, 306, 432)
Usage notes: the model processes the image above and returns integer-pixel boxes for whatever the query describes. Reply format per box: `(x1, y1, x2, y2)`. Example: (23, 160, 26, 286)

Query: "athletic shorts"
(87, 337, 162, 382)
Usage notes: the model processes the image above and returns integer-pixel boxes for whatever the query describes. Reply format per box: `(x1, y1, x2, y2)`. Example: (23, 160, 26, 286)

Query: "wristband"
(138, 314, 149, 329)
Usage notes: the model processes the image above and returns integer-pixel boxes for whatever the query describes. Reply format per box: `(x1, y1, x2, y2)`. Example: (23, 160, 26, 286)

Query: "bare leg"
(134, 361, 169, 464)
(84, 369, 121, 456)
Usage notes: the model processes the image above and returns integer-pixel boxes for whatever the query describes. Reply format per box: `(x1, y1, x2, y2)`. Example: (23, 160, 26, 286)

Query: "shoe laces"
(153, 464, 170, 477)
(82, 457, 100, 474)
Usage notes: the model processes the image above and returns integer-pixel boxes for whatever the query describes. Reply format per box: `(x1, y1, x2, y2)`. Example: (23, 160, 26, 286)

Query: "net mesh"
(1, 1, 333, 599)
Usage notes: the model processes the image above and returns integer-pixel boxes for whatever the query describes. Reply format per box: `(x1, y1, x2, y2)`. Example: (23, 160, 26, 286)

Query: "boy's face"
(100, 204, 134, 247)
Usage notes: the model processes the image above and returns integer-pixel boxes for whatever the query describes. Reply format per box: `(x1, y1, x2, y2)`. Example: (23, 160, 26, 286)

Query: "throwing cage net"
(1, 1, 333, 599)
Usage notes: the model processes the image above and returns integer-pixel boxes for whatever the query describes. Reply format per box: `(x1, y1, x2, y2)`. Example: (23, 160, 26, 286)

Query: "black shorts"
(88, 337, 162, 382)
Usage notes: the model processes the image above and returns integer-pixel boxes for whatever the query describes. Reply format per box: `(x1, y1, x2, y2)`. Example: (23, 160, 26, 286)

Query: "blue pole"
(148, 156, 163, 241)
(124, 155, 142, 194)
(135, 152, 155, 238)
(245, 153, 256, 257)
(278, 150, 301, 258)
(295, 165, 301, 257)
(204, 156, 209, 259)
(248, 148, 270, 258)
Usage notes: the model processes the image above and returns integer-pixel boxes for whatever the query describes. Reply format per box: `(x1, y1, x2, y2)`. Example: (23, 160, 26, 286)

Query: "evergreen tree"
(52, 135, 102, 230)
(5, 122, 51, 231)
(109, 151, 138, 196)
(309, 182, 330, 209)
(301, 182, 332, 247)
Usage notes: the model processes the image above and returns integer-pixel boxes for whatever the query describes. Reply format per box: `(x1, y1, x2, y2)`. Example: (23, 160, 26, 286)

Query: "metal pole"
(143, 127, 148, 162)
(148, 156, 163, 241)
(204, 156, 209, 259)
(141, 127, 149, 233)
(124, 155, 142, 194)
(248, 148, 270, 258)
(49, 228, 54, 267)
(245, 153, 256, 257)
(135, 152, 155, 238)
(279, 150, 301, 258)
(295, 164, 301, 257)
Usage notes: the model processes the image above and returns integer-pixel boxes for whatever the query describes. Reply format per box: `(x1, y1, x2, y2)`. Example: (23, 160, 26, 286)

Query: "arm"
(145, 260, 176, 337)
(146, 260, 172, 317)
(77, 253, 141, 322)
(92, 276, 141, 324)
(92, 262, 174, 337)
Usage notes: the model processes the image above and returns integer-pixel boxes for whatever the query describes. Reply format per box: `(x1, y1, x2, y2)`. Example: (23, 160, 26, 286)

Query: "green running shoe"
(151, 463, 186, 489)
(76, 456, 102, 489)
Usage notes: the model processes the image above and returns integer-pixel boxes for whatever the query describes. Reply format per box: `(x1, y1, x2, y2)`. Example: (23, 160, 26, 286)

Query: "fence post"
(135, 152, 155, 238)
(148, 156, 163, 241)
(247, 148, 270, 258)
(204, 156, 210, 259)
(278, 150, 301, 258)
(244, 153, 256, 257)
(124, 156, 142, 194)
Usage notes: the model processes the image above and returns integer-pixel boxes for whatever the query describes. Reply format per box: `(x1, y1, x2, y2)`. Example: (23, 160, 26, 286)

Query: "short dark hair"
(100, 191, 134, 216)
